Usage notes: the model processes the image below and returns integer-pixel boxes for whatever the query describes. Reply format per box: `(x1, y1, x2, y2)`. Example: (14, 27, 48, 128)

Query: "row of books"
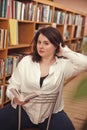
(36, 3, 52, 23)
(65, 40, 82, 52)
(0, 0, 52, 22)
(0, 29, 7, 49)
(54, 10, 65, 24)
(54, 10, 85, 26)
(71, 40, 82, 52)
(0, 0, 35, 21)
(65, 13, 84, 26)
(0, 53, 25, 79)
(6, 53, 25, 76)
(0, 0, 86, 25)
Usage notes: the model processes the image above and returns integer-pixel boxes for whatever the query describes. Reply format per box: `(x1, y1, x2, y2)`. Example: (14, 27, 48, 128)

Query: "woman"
(0, 26, 87, 130)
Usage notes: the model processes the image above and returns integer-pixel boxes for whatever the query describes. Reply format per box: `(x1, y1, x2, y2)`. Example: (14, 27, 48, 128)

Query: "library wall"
(53, 0, 87, 13)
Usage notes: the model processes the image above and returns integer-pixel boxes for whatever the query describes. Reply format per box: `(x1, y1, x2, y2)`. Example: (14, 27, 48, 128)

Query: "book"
(10, 88, 40, 102)
(0, 59, 4, 78)
(16, 1, 22, 20)
(10, 54, 21, 72)
(0, 29, 4, 48)
(42, 5, 50, 22)
(9, 19, 18, 45)
(6, 56, 13, 76)
(0, 0, 2, 17)
(3, 29, 7, 48)
(6, 0, 12, 18)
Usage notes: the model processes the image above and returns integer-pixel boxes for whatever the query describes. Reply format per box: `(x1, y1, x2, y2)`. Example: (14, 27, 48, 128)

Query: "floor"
(63, 71, 87, 130)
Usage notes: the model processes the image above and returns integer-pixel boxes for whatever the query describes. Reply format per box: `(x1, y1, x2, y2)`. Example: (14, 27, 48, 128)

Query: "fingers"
(13, 97, 26, 106)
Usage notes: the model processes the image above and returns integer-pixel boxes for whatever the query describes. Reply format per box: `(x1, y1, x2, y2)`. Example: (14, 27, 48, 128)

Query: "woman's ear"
(56, 46, 62, 57)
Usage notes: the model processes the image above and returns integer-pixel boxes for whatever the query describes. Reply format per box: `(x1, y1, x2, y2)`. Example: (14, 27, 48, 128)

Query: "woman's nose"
(39, 43, 44, 48)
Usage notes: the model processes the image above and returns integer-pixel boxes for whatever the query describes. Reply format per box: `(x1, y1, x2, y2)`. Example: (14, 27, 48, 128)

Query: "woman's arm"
(60, 46, 87, 80)
(6, 59, 25, 108)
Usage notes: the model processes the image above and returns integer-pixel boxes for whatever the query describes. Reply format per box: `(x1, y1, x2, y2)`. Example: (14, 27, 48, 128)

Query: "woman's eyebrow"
(38, 40, 49, 43)
(43, 40, 49, 42)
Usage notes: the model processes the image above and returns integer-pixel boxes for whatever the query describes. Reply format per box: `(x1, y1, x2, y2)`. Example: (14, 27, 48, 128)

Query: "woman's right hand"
(13, 97, 27, 106)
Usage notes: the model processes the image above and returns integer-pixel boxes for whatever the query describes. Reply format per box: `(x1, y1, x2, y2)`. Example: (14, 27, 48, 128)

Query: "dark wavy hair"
(32, 26, 64, 62)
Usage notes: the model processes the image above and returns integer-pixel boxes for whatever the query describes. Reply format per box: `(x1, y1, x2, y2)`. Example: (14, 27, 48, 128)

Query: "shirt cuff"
(11, 96, 17, 109)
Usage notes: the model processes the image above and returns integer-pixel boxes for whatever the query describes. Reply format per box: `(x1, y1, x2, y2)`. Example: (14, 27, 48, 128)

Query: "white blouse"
(6, 46, 87, 124)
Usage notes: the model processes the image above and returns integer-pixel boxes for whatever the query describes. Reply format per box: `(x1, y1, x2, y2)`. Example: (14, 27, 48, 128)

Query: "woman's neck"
(40, 56, 56, 65)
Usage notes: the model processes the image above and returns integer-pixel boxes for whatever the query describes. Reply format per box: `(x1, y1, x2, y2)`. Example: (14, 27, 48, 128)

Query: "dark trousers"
(0, 103, 75, 130)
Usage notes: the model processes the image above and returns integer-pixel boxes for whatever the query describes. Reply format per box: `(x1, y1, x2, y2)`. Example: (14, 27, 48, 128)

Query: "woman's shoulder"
(21, 55, 32, 61)
(56, 56, 70, 69)
(18, 55, 33, 66)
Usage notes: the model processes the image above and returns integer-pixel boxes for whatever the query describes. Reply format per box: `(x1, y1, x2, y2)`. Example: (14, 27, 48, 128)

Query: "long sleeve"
(6, 62, 22, 108)
(61, 46, 87, 80)
(6, 67, 21, 98)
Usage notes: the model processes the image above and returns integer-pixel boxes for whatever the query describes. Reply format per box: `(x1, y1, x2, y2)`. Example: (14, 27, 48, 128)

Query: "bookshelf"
(0, 0, 86, 108)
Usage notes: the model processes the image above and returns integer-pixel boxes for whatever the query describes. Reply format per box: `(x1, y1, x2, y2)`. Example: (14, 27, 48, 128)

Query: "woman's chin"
(38, 53, 45, 57)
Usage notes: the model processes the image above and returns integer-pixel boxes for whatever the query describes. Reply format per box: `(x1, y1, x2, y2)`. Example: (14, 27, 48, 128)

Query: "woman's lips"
(39, 50, 45, 53)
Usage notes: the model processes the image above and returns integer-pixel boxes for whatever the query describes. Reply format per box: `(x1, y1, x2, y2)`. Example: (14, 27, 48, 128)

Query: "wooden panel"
(0, 19, 8, 29)
(18, 22, 35, 44)
(0, 50, 7, 58)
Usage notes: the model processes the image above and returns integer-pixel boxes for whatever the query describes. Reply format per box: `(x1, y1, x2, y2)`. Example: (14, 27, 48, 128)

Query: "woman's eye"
(37, 41, 41, 44)
(45, 42, 49, 45)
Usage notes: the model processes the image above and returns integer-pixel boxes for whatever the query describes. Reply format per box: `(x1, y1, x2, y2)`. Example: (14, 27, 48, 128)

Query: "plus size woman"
(0, 26, 87, 130)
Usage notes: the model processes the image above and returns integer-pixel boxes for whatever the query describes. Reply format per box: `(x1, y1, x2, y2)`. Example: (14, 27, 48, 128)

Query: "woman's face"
(37, 34, 56, 58)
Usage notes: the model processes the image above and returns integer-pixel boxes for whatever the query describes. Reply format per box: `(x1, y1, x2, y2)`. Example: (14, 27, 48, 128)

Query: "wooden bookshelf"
(0, 0, 86, 108)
